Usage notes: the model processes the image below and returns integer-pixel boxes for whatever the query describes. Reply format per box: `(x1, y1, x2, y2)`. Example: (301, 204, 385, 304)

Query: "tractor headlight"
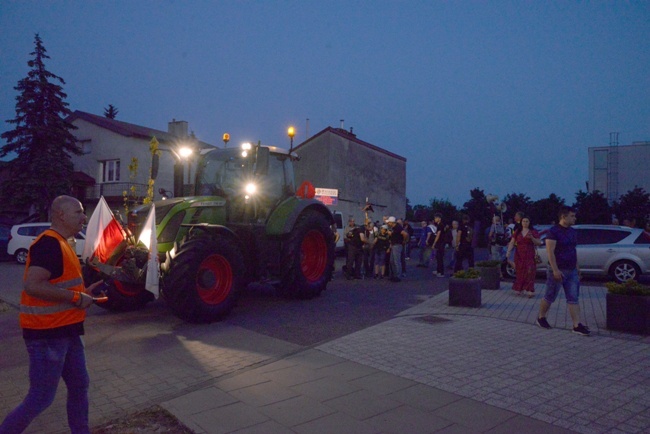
(245, 183, 257, 195)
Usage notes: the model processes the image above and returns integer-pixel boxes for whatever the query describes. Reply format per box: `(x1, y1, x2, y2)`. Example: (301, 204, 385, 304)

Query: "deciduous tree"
(573, 190, 611, 224)
(528, 194, 566, 225)
(612, 187, 650, 227)
(502, 192, 532, 222)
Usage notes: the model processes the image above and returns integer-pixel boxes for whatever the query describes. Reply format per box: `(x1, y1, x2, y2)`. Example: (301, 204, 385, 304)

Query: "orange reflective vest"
(19, 229, 86, 330)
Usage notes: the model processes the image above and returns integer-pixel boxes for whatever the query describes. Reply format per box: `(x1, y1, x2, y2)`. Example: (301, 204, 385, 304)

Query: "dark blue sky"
(1, 1, 648, 208)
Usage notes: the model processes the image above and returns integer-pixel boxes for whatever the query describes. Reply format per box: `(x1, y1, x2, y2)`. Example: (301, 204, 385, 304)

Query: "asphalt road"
(0, 256, 450, 347)
(2, 247, 630, 349)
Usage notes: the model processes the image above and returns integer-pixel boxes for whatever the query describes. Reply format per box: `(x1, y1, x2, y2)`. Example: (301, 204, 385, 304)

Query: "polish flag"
(138, 204, 159, 299)
(82, 196, 126, 264)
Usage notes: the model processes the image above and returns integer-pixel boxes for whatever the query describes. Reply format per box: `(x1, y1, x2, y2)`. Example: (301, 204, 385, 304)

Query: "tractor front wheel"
(82, 265, 153, 312)
(163, 233, 244, 323)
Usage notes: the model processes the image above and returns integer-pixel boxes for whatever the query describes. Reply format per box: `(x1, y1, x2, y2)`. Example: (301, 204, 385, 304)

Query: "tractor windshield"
(196, 148, 250, 197)
(196, 147, 295, 205)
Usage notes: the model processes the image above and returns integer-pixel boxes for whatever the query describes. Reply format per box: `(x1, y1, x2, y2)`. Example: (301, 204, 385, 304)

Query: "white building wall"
(588, 142, 650, 202)
(69, 119, 192, 213)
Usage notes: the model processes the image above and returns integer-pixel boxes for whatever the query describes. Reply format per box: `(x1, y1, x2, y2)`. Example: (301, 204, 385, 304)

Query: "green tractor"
(87, 142, 336, 323)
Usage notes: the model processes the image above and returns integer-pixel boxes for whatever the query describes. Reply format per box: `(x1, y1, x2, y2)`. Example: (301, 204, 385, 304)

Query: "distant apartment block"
(588, 141, 650, 203)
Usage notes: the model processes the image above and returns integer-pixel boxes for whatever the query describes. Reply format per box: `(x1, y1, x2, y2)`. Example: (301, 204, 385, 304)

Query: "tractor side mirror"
(255, 147, 269, 176)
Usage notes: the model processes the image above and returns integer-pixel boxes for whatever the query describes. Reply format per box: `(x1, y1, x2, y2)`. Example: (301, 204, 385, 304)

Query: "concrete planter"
(448, 277, 481, 308)
(606, 293, 650, 335)
(476, 266, 501, 290)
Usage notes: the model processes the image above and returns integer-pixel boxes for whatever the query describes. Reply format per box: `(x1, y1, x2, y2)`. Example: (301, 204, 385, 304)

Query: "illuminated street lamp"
(223, 133, 230, 148)
(172, 143, 195, 197)
(178, 146, 193, 160)
(288, 126, 295, 152)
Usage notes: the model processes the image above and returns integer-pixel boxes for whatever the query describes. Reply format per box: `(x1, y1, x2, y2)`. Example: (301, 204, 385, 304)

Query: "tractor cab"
(195, 144, 296, 223)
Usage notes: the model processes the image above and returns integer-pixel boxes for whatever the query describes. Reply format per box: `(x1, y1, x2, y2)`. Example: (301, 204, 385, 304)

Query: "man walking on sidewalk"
(0, 196, 103, 434)
(535, 206, 590, 336)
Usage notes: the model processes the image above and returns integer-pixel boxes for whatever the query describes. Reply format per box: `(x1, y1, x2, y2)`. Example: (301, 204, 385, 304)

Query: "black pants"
(436, 247, 445, 274)
(454, 244, 474, 272)
(363, 247, 375, 276)
(346, 245, 363, 278)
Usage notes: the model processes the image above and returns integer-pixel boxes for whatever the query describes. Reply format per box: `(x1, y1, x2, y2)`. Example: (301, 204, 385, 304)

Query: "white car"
(7, 222, 86, 264)
(505, 224, 650, 283)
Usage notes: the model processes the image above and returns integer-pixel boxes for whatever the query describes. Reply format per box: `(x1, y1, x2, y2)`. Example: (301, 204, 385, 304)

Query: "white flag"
(138, 204, 159, 299)
(82, 196, 125, 263)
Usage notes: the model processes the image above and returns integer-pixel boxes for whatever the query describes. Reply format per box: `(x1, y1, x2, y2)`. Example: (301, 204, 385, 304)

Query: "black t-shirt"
(23, 234, 84, 340)
(389, 224, 404, 245)
(347, 226, 363, 248)
(459, 223, 472, 246)
(433, 221, 445, 249)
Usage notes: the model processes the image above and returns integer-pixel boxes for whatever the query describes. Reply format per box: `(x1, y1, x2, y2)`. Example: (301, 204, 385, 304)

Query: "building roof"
(293, 127, 406, 162)
(66, 110, 215, 148)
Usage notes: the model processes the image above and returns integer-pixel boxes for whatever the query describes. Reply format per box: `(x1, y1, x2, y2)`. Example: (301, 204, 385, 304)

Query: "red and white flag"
(138, 204, 159, 299)
(82, 196, 126, 264)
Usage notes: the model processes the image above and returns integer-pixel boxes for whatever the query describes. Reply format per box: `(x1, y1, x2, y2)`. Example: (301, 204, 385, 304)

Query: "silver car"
(505, 225, 650, 283)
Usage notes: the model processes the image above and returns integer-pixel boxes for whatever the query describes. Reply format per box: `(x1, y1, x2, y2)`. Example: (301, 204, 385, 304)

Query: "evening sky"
(1, 1, 648, 208)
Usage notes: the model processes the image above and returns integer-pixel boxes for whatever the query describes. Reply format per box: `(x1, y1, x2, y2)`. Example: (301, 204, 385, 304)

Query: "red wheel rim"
(113, 280, 143, 296)
(301, 230, 327, 283)
(196, 254, 233, 304)
(112, 257, 145, 296)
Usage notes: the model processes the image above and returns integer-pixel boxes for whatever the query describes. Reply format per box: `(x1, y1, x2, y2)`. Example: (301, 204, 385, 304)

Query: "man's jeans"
(0, 336, 90, 434)
(390, 244, 403, 278)
(418, 246, 432, 267)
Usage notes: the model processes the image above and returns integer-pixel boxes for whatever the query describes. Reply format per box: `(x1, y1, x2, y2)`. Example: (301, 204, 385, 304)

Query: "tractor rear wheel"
(278, 210, 335, 299)
(163, 233, 244, 323)
(82, 265, 153, 312)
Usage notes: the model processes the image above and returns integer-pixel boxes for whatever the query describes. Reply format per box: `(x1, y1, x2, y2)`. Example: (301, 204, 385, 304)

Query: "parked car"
(504, 225, 650, 283)
(7, 223, 86, 264)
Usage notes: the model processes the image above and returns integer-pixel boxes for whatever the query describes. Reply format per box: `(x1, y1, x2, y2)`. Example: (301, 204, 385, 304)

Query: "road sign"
(315, 188, 338, 206)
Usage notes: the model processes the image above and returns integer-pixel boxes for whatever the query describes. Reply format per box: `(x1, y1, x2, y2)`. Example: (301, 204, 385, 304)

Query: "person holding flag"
(0, 196, 103, 434)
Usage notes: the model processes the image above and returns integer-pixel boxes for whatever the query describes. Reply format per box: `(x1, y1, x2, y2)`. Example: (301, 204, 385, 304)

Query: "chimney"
(340, 119, 344, 129)
(168, 119, 189, 138)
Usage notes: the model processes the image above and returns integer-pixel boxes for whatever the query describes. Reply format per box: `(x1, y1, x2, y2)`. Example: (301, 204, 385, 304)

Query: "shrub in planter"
(449, 268, 481, 307)
(475, 260, 501, 290)
(605, 280, 650, 335)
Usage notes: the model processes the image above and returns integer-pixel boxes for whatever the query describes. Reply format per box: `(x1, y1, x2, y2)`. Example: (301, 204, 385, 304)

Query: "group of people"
(486, 211, 543, 297)
(343, 206, 591, 336)
(342, 215, 421, 282)
(487, 207, 590, 335)
(414, 214, 476, 276)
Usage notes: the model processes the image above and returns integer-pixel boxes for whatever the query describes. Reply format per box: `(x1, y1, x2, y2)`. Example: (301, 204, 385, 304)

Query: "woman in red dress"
(506, 216, 542, 297)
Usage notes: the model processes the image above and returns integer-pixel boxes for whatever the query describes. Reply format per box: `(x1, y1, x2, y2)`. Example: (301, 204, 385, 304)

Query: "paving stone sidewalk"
(317, 283, 650, 434)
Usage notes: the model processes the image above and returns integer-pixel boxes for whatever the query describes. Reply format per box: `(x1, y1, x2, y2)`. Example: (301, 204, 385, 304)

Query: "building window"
(594, 150, 608, 169)
(102, 160, 120, 182)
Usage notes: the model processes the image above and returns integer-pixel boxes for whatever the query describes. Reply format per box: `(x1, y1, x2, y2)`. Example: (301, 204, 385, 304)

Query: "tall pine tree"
(104, 104, 119, 119)
(1, 34, 80, 220)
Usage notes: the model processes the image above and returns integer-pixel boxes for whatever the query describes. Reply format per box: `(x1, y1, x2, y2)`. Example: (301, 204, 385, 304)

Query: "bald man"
(1, 195, 102, 434)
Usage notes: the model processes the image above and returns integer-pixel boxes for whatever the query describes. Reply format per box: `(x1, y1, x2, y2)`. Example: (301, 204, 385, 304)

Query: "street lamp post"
(172, 145, 194, 197)
(223, 133, 230, 148)
(288, 126, 295, 153)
